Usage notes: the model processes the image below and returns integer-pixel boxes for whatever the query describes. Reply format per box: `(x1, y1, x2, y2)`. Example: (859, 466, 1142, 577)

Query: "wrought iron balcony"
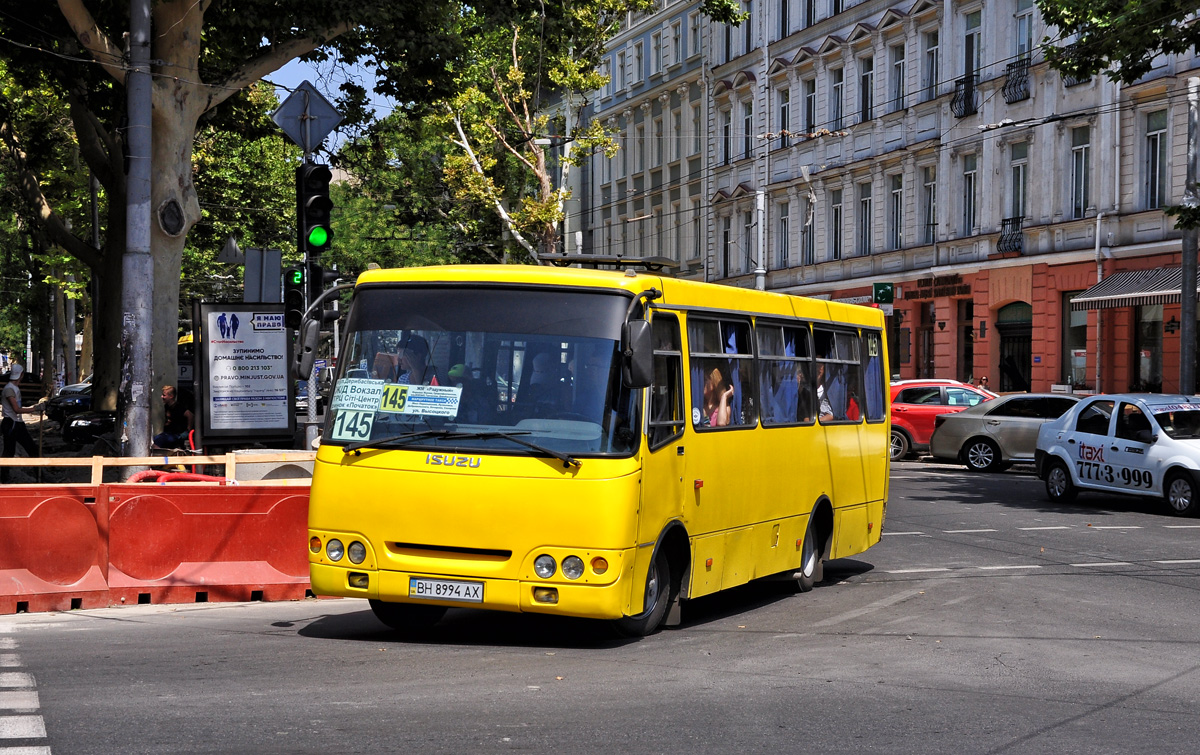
(1003, 59, 1030, 103)
(1062, 71, 1091, 88)
(951, 75, 979, 118)
(998, 216, 1024, 254)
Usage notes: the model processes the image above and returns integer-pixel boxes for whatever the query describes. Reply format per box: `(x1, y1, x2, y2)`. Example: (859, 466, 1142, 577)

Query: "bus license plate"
(409, 577, 483, 603)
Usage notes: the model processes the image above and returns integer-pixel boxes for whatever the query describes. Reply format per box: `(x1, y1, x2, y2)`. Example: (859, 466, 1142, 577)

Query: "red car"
(890, 379, 994, 460)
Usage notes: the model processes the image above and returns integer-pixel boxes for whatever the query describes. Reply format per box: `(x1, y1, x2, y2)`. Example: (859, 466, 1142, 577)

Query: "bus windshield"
(327, 286, 640, 457)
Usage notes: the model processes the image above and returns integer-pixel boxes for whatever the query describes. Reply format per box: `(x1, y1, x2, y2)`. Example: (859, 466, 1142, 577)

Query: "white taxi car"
(1035, 394, 1200, 516)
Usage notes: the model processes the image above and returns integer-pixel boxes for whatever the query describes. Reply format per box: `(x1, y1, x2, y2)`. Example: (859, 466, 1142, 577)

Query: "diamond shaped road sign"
(272, 80, 342, 154)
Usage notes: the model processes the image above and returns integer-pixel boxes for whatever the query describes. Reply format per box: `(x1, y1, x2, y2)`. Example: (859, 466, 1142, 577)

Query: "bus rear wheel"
(796, 519, 824, 592)
(613, 550, 671, 638)
(369, 599, 447, 633)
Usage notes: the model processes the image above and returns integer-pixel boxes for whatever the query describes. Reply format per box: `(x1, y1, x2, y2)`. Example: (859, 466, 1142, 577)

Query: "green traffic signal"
(307, 225, 329, 248)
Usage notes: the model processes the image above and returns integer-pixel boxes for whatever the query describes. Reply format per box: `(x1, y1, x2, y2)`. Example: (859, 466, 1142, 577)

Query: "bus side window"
(649, 313, 683, 449)
(688, 318, 756, 429)
(863, 330, 886, 422)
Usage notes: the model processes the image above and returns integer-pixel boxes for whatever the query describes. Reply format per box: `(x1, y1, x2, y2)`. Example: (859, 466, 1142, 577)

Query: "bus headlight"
(348, 541, 367, 564)
(326, 539, 345, 562)
(562, 556, 584, 580)
(534, 554, 557, 579)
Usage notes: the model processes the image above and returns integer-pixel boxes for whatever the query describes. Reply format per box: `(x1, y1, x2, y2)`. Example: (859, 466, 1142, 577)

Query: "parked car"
(929, 393, 1081, 471)
(46, 386, 92, 425)
(1036, 394, 1200, 515)
(62, 409, 116, 448)
(889, 379, 994, 460)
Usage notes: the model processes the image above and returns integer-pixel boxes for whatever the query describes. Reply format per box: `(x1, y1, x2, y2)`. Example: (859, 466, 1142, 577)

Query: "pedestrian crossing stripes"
(886, 559, 1200, 574)
(0, 633, 50, 754)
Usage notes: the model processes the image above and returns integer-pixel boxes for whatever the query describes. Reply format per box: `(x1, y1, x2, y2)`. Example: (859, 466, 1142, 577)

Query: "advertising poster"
(197, 302, 294, 441)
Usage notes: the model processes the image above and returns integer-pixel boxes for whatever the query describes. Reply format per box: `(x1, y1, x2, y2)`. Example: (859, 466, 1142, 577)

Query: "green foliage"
(1037, 0, 1200, 85)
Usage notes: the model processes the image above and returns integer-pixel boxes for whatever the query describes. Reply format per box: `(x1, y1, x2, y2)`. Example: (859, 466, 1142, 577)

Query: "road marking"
(0, 748, 51, 755)
(0, 692, 38, 712)
(1070, 562, 1133, 567)
(1089, 526, 1143, 530)
(811, 589, 924, 628)
(943, 529, 997, 534)
(1163, 525, 1200, 529)
(0, 716, 45, 739)
(976, 564, 1042, 570)
(886, 568, 952, 574)
(0, 641, 13, 651)
(1153, 559, 1200, 565)
(1018, 526, 1071, 530)
(882, 531, 924, 536)
(0, 657, 20, 669)
(0, 676, 32, 690)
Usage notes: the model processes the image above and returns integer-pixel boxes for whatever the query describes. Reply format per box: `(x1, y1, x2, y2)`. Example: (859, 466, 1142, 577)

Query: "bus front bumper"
(310, 560, 635, 621)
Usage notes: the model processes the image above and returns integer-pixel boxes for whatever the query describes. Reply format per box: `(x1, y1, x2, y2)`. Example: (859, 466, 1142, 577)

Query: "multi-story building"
(581, 0, 1198, 394)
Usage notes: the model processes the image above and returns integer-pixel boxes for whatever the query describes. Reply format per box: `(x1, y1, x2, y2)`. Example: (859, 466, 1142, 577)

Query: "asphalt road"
(5, 461, 1200, 754)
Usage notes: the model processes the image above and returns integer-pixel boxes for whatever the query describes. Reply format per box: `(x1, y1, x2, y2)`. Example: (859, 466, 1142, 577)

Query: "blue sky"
(269, 57, 397, 152)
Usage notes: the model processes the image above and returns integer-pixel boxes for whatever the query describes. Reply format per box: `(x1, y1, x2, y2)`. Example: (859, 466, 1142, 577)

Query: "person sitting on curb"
(152, 385, 194, 450)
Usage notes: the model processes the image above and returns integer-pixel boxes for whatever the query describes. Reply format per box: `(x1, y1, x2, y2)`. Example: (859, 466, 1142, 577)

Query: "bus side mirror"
(293, 318, 321, 381)
(623, 319, 653, 389)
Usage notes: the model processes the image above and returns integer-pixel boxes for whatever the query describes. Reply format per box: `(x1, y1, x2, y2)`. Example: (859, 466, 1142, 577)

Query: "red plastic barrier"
(0, 483, 311, 614)
(0, 487, 109, 613)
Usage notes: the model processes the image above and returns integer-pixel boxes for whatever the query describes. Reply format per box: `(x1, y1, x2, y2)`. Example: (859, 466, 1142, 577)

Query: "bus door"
(640, 312, 686, 542)
(814, 327, 869, 510)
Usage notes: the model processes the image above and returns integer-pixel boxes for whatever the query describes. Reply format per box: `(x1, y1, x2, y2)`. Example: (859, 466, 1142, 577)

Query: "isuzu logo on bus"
(426, 453, 481, 468)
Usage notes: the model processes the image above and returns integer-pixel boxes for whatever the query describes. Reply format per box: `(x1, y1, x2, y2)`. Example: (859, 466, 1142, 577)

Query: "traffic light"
(306, 263, 340, 307)
(296, 162, 333, 258)
(283, 265, 306, 329)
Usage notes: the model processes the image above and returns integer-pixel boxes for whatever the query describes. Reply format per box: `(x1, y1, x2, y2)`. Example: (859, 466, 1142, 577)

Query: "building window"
(1010, 141, 1028, 218)
(964, 11, 981, 77)
(671, 22, 682, 66)
(922, 165, 937, 243)
(831, 0, 842, 16)
(804, 0, 816, 27)
(923, 30, 939, 101)
(670, 109, 682, 163)
(1134, 304, 1163, 392)
(671, 202, 681, 261)
(1015, 0, 1034, 61)
(635, 123, 645, 172)
(830, 68, 844, 130)
(889, 44, 906, 112)
(801, 196, 815, 265)
(1071, 125, 1091, 219)
(859, 55, 874, 122)
(742, 100, 754, 159)
(617, 51, 627, 90)
(857, 181, 873, 256)
(634, 42, 644, 83)
(653, 117, 663, 167)
(721, 109, 732, 165)
(830, 188, 843, 260)
(722, 216, 733, 276)
(779, 0, 789, 40)
(601, 59, 612, 98)
(777, 88, 791, 149)
(725, 23, 733, 63)
(1063, 291, 1088, 389)
(888, 174, 904, 250)
(802, 78, 816, 133)
(1145, 109, 1168, 209)
(743, 0, 753, 54)
(962, 153, 977, 234)
(692, 104, 702, 156)
(743, 210, 755, 272)
(688, 12, 702, 58)
(777, 202, 790, 268)
(692, 199, 702, 259)
(651, 33, 662, 75)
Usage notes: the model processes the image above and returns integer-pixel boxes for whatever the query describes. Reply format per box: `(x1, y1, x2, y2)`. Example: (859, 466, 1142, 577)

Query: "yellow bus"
(307, 264, 889, 636)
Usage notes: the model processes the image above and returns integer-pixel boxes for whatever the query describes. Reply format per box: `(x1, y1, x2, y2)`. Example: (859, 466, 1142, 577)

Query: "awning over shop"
(1070, 266, 1200, 310)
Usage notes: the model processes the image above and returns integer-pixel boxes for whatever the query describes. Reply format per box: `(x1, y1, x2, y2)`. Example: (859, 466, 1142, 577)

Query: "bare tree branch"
(57, 0, 127, 83)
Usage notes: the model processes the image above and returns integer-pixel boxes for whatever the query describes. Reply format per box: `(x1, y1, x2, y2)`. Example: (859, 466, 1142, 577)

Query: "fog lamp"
(562, 556, 585, 580)
(348, 573, 369, 589)
(326, 539, 345, 562)
(534, 554, 557, 579)
(533, 587, 559, 604)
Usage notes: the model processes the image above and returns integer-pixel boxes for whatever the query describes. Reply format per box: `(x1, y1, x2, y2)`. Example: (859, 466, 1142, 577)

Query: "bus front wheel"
(369, 599, 447, 633)
(613, 550, 671, 638)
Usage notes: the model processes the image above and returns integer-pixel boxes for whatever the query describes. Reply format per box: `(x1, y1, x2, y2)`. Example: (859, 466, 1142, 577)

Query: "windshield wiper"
(343, 429, 457, 454)
(452, 430, 582, 469)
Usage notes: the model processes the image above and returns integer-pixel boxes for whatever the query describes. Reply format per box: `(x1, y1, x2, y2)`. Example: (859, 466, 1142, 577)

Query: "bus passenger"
(815, 363, 834, 421)
(395, 335, 438, 385)
(700, 367, 734, 427)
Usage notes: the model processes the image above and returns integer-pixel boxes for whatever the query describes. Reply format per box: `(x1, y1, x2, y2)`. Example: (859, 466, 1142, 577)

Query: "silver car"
(929, 393, 1081, 472)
